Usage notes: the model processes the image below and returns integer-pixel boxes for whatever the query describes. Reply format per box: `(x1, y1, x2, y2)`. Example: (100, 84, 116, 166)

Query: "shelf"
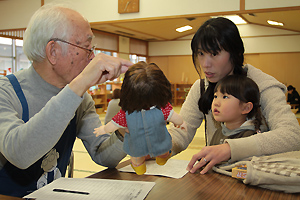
(89, 82, 191, 111)
(171, 83, 192, 106)
(95, 103, 105, 106)
(88, 82, 122, 114)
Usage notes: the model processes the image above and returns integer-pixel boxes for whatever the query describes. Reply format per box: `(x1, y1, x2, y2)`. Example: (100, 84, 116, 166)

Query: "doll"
(94, 61, 186, 175)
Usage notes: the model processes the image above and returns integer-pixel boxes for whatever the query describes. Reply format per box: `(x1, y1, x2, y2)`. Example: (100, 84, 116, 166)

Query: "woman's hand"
(186, 143, 231, 174)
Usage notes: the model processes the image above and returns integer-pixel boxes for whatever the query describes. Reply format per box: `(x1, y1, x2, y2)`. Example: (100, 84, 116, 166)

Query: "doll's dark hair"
(214, 75, 262, 131)
(191, 17, 246, 114)
(119, 61, 172, 114)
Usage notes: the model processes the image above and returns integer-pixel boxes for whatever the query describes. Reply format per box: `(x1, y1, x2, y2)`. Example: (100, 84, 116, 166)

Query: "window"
(94, 49, 118, 57)
(0, 37, 31, 74)
(129, 54, 147, 64)
(129, 38, 147, 64)
(16, 40, 31, 71)
(0, 37, 12, 74)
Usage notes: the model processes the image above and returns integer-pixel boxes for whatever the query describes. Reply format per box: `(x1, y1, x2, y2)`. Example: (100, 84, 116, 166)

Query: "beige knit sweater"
(169, 64, 300, 162)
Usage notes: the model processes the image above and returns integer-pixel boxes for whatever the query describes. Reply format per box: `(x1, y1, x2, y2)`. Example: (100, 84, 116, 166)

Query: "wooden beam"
(240, 0, 245, 11)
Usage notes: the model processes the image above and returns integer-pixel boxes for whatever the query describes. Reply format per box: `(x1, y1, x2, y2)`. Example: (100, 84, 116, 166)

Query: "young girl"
(94, 61, 186, 175)
(210, 75, 262, 146)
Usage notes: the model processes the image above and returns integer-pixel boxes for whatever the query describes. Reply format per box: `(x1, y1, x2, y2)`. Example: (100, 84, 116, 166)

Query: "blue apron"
(0, 74, 77, 197)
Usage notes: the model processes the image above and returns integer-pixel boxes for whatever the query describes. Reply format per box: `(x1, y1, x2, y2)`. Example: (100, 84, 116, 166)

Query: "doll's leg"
(130, 156, 146, 175)
(156, 150, 172, 165)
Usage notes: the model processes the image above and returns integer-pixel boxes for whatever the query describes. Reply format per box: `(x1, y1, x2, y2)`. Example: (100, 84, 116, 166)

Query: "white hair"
(23, 4, 80, 63)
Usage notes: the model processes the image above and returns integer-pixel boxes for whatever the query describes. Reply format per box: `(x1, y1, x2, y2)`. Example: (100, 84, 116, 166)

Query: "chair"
(0, 70, 6, 77)
(67, 151, 74, 178)
(290, 104, 299, 109)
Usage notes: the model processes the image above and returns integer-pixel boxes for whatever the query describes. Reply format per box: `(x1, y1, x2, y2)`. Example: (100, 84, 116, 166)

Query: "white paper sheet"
(24, 177, 155, 200)
(118, 159, 190, 179)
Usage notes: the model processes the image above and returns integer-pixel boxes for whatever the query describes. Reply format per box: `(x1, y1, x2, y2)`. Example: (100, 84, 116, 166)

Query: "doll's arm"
(93, 121, 119, 137)
(168, 112, 187, 130)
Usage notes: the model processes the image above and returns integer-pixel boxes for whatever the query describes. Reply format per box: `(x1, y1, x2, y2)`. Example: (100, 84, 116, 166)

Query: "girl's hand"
(186, 143, 231, 174)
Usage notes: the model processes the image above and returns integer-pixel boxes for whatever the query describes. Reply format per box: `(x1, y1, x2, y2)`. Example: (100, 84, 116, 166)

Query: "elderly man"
(0, 4, 132, 197)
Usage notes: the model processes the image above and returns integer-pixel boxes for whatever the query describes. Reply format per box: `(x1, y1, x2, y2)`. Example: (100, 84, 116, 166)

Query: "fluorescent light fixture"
(224, 15, 247, 25)
(267, 20, 284, 26)
(176, 25, 193, 33)
(212, 15, 247, 25)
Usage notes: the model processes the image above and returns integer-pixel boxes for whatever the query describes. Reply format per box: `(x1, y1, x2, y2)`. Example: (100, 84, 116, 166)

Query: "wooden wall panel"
(150, 52, 300, 91)
(149, 55, 199, 84)
(148, 56, 169, 80)
(167, 56, 197, 84)
(245, 52, 300, 90)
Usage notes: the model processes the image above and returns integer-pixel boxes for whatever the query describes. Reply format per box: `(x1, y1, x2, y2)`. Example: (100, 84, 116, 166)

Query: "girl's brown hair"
(119, 61, 172, 114)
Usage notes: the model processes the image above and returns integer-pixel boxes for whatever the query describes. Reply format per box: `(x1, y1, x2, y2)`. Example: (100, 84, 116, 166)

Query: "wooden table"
(1, 160, 300, 200)
(0, 195, 26, 200)
(87, 160, 300, 200)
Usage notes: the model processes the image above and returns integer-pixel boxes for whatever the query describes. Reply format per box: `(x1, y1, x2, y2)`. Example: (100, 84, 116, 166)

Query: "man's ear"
(46, 41, 58, 65)
(241, 102, 253, 115)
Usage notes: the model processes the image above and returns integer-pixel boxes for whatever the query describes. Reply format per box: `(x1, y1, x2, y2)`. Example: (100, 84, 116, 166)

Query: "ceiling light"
(267, 20, 284, 26)
(212, 15, 247, 25)
(223, 15, 247, 25)
(176, 25, 193, 33)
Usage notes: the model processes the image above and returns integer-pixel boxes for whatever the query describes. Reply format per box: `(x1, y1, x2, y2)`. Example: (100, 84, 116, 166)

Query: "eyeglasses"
(49, 38, 95, 59)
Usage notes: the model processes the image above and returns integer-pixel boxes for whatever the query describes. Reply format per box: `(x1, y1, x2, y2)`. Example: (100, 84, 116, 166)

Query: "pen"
(53, 188, 89, 195)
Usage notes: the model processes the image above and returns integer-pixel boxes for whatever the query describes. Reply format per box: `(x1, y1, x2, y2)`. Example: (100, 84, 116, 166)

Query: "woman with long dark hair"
(168, 17, 300, 174)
